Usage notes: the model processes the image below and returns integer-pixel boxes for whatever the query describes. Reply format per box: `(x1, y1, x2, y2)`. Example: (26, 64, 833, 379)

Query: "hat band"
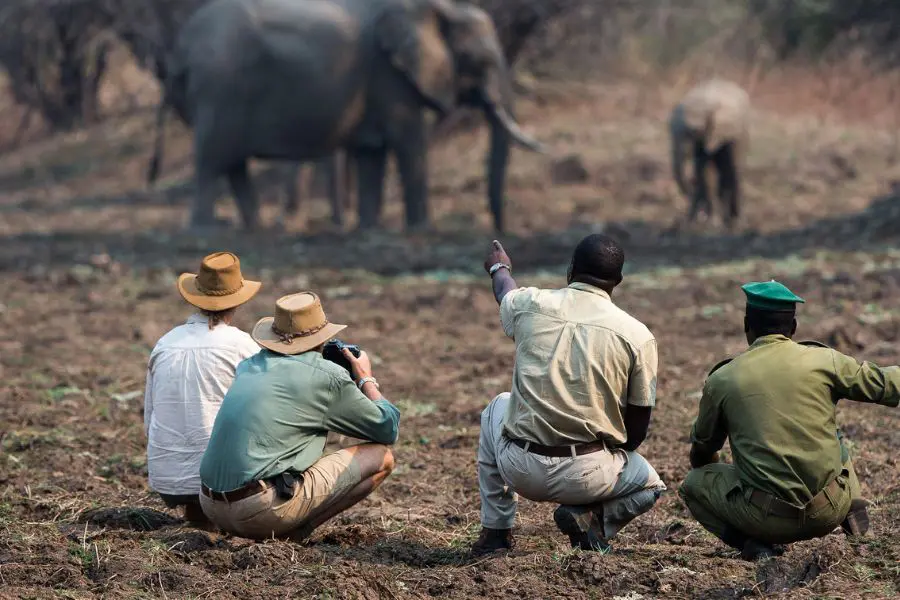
(195, 278, 244, 296)
(271, 320, 329, 344)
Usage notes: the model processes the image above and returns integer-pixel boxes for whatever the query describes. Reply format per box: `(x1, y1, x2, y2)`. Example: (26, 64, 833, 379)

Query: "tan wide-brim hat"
(252, 291, 346, 355)
(177, 251, 261, 312)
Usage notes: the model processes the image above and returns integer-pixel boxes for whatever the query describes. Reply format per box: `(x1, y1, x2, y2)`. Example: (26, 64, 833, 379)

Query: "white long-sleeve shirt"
(143, 313, 260, 495)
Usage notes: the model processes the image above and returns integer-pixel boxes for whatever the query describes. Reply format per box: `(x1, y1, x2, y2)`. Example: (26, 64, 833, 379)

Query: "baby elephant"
(669, 79, 750, 229)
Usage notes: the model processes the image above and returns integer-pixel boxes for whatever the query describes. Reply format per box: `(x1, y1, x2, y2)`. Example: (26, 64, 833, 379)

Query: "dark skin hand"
(484, 240, 516, 304)
(690, 446, 721, 469)
(621, 406, 652, 452)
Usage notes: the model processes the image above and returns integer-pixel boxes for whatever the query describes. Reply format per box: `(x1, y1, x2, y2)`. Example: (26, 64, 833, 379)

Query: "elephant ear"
(377, 4, 456, 114)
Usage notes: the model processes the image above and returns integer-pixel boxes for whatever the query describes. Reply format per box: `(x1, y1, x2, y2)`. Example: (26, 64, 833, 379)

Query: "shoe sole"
(553, 507, 609, 552)
(841, 509, 870, 536)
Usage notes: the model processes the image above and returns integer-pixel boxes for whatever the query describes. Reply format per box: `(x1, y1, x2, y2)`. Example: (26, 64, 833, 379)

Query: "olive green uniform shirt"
(200, 350, 400, 492)
(499, 282, 658, 446)
(692, 335, 900, 507)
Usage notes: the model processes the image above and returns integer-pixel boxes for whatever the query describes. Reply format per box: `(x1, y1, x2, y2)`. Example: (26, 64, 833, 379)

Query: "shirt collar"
(186, 313, 208, 325)
(748, 334, 790, 349)
(567, 281, 611, 301)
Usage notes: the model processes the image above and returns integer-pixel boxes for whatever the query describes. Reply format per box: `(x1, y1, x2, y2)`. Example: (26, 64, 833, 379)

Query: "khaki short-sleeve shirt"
(499, 282, 657, 446)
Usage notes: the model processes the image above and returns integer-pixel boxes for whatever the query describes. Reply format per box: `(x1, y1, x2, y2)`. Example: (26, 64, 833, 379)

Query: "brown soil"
(1, 71, 899, 599)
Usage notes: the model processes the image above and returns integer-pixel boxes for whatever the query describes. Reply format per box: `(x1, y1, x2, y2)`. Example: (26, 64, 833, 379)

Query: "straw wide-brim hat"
(177, 251, 261, 312)
(252, 292, 346, 355)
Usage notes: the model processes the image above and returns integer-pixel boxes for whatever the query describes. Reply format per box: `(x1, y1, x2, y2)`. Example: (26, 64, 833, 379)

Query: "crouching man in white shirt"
(143, 252, 261, 528)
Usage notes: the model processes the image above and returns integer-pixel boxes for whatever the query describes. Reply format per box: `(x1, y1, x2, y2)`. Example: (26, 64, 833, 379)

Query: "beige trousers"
(199, 433, 375, 540)
(478, 393, 666, 537)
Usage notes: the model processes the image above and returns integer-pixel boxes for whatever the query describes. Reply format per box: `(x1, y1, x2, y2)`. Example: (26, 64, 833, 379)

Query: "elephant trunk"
(480, 65, 544, 232)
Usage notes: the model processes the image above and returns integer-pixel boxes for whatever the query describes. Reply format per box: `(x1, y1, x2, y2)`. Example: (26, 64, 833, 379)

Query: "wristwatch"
(488, 262, 511, 276)
(357, 376, 379, 390)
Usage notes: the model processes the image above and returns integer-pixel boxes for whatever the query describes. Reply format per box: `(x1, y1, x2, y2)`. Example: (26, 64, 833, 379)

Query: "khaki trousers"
(199, 433, 375, 540)
(679, 458, 859, 546)
(478, 393, 667, 537)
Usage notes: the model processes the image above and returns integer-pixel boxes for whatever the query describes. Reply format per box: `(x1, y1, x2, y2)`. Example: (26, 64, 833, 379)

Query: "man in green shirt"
(680, 280, 900, 560)
(199, 291, 400, 541)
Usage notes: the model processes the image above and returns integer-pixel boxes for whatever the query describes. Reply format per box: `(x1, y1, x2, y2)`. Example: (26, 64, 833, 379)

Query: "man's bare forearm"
(622, 405, 652, 451)
(492, 270, 517, 305)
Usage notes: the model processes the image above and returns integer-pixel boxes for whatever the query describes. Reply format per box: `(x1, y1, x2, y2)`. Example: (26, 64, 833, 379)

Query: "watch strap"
(357, 376, 379, 390)
(489, 262, 511, 276)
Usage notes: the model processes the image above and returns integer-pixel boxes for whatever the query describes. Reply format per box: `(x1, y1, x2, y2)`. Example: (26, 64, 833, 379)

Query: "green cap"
(742, 280, 805, 312)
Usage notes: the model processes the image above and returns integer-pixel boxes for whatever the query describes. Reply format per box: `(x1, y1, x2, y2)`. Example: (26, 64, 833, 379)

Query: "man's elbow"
(621, 433, 646, 452)
(689, 445, 719, 469)
(375, 418, 400, 445)
(382, 427, 399, 446)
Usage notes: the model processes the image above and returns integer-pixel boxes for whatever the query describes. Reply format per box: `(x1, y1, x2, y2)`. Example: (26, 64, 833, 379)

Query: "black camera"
(322, 338, 362, 373)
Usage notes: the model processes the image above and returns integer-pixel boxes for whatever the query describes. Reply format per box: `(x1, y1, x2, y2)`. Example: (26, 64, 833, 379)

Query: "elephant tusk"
(491, 105, 547, 154)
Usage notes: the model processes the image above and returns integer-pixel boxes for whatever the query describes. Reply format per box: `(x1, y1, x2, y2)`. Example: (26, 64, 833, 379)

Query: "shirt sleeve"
(143, 366, 154, 438)
(690, 378, 728, 456)
(323, 376, 401, 445)
(627, 338, 658, 407)
(830, 350, 900, 408)
(238, 335, 261, 360)
(499, 287, 534, 339)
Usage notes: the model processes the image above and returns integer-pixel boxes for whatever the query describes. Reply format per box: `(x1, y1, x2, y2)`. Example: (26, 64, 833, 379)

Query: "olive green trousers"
(678, 459, 859, 546)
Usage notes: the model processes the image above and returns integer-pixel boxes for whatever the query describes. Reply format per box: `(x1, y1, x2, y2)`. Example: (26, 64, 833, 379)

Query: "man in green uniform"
(680, 280, 900, 560)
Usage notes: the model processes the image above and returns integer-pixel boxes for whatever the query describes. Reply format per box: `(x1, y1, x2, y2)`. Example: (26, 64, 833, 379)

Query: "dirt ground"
(1, 69, 900, 599)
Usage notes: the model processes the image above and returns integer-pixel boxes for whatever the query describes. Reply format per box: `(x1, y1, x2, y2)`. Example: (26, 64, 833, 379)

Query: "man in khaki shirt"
(472, 235, 666, 555)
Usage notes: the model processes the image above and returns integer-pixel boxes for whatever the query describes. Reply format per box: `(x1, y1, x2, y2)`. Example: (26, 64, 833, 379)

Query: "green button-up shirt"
(200, 349, 400, 492)
(692, 335, 900, 507)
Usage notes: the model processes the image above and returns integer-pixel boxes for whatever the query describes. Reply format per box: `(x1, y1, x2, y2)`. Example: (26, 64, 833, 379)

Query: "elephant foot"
(722, 217, 740, 234)
(405, 221, 436, 235)
(354, 221, 382, 233)
(321, 221, 345, 235)
(186, 217, 233, 236)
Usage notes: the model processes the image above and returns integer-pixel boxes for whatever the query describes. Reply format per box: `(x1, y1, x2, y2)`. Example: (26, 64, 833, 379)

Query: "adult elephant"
(669, 79, 750, 229)
(148, 0, 544, 232)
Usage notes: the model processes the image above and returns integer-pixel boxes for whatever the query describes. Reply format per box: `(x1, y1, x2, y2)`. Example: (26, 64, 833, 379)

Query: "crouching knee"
(677, 467, 718, 519)
(381, 447, 396, 476)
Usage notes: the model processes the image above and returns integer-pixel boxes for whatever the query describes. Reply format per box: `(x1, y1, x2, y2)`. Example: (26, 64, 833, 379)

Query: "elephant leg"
(343, 153, 355, 211)
(284, 163, 301, 216)
(393, 119, 429, 230)
(226, 161, 261, 231)
(327, 153, 346, 228)
(190, 166, 223, 229)
(689, 140, 712, 222)
(355, 148, 388, 230)
(716, 143, 739, 229)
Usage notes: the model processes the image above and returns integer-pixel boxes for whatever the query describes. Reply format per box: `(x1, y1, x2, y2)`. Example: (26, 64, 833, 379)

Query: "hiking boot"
(741, 539, 779, 561)
(553, 505, 610, 552)
(841, 498, 871, 536)
(470, 527, 514, 556)
(183, 504, 218, 532)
